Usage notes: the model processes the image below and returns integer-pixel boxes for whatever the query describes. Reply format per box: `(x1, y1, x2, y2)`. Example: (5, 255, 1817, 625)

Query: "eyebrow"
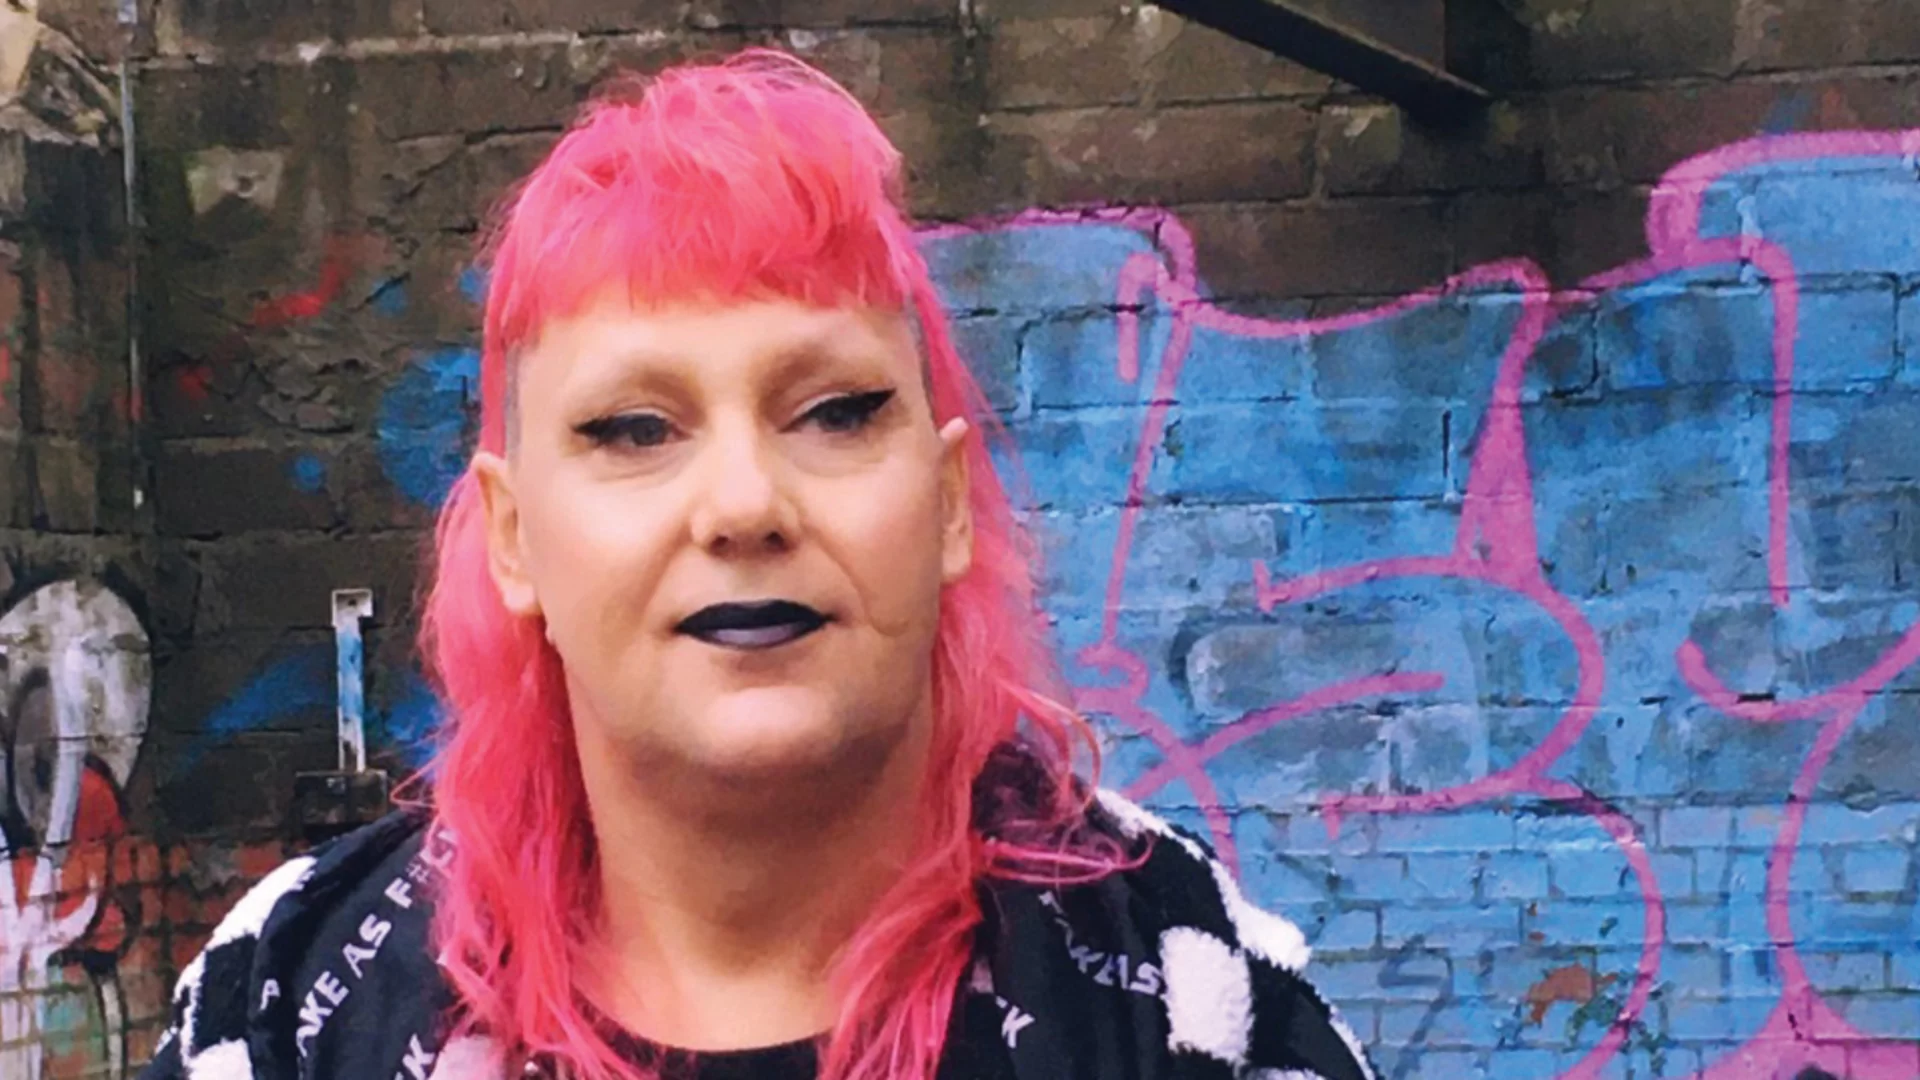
(567, 324, 903, 405)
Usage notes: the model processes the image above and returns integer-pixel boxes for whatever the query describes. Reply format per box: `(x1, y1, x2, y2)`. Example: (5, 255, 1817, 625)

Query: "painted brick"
(920, 221, 1159, 316)
(1238, 853, 1335, 906)
(1522, 899, 1655, 947)
(1658, 806, 1735, 848)
(1480, 852, 1548, 900)
(1306, 907, 1381, 953)
(1663, 995, 1776, 1042)
(948, 312, 1026, 414)
(1892, 951, 1920, 993)
(1034, 503, 1282, 615)
(1544, 846, 1633, 899)
(1798, 804, 1920, 846)
(1221, 709, 1392, 811)
(1312, 293, 1531, 403)
(1025, 310, 1170, 409)
(1379, 999, 1512, 1048)
(1818, 691, 1920, 802)
(1316, 953, 1448, 1002)
(1840, 845, 1913, 895)
(1328, 854, 1409, 902)
(1803, 899, 1920, 949)
(1373, 812, 1518, 854)
(1802, 950, 1888, 993)
(1662, 945, 1728, 996)
(1159, 401, 1450, 504)
(1385, 706, 1492, 796)
(1382, 904, 1520, 951)
(1828, 992, 1920, 1037)
(1178, 306, 1318, 404)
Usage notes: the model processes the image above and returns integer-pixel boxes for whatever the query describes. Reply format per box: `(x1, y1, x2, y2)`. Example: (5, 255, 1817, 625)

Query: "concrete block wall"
(2, 0, 1918, 1075)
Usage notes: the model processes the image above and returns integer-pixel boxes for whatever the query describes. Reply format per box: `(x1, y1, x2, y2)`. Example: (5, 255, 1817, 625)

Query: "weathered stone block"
(195, 532, 424, 632)
(985, 101, 1317, 208)
(1737, 0, 1920, 70)
(422, 0, 677, 35)
(154, 442, 341, 536)
(350, 44, 587, 141)
(1321, 102, 1544, 196)
(30, 435, 101, 531)
(1521, 0, 1742, 81)
(689, 0, 954, 28)
(1184, 200, 1451, 301)
(157, 0, 415, 52)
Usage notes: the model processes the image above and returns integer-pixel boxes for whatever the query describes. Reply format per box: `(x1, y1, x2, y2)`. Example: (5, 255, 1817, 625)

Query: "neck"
(573, 706, 931, 1051)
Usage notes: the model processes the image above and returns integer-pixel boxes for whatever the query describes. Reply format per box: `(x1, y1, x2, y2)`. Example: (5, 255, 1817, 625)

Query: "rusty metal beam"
(1154, 0, 1494, 125)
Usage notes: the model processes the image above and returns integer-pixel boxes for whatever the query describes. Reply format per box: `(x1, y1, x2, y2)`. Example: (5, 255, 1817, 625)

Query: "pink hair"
(416, 49, 1131, 1080)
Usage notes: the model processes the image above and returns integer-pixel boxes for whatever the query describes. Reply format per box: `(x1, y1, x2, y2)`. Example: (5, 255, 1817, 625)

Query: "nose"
(686, 419, 801, 555)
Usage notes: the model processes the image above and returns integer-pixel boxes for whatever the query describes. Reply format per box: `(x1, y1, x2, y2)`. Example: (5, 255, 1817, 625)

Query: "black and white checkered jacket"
(140, 786, 1376, 1080)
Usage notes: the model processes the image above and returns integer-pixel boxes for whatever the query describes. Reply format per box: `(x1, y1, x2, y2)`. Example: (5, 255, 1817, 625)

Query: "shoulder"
(153, 810, 443, 1078)
(1085, 788, 1313, 973)
(1079, 789, 1376, 1080)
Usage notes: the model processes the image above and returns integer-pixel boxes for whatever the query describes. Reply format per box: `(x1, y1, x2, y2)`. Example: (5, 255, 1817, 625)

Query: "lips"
(675, 600, 829, 650)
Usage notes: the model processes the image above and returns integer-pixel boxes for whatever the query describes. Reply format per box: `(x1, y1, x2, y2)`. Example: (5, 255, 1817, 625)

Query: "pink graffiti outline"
(929, 128, 1920, 1078)
(1645, 130, 1920, 1080)
(934, 208, 1658, 1077)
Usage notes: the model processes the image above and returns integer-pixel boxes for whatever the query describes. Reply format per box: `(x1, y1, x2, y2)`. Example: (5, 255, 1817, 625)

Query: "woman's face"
(473, 295, 972, 789)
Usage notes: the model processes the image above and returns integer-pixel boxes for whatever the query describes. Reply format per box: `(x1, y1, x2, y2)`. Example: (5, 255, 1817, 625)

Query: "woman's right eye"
(574, 413, 674, 449)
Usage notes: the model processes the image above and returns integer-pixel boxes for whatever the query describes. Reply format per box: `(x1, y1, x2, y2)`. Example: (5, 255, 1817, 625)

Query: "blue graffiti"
(289, 453, 326, 493)
(372, 276, 410, 316)
(375, 346, 480, 507)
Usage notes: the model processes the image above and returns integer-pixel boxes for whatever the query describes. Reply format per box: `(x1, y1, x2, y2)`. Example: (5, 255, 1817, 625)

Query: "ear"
(936, 417, 974, 585)
(472, 451, 543, 619)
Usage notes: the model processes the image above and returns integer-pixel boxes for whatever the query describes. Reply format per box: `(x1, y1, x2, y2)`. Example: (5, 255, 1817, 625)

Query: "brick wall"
(3, 0, 1917, 1075)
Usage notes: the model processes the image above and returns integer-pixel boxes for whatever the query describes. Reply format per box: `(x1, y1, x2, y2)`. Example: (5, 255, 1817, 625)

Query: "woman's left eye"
(801, 390, 894, 434)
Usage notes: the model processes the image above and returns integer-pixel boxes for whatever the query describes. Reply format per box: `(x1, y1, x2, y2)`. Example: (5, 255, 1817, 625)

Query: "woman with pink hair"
(141, 50, 1374, 1080)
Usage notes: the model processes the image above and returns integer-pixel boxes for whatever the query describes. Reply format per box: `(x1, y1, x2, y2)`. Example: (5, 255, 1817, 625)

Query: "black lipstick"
(675, 600, 829, 650)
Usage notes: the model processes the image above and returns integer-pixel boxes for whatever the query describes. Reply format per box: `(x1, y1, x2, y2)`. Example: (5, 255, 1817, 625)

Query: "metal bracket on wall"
(1154, 0, 1504, 125)
(293, 588, 390, 842)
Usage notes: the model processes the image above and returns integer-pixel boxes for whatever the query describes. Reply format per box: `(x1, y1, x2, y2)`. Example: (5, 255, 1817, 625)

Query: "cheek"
(519, 480, 670, 628)
(831, 467, 950, 637)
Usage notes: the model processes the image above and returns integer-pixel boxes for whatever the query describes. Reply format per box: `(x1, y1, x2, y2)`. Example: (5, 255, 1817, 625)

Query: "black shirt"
(141, 788, 1376, 1080)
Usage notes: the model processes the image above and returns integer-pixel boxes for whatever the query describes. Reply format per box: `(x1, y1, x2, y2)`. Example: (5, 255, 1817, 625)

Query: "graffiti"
(375, 346, 480, 508)
(907, 128, 1920, 1078)
(296, 125, 1920, 1077)
(1525, 966, 1616, 1026)
(0, 581, 148, 1079)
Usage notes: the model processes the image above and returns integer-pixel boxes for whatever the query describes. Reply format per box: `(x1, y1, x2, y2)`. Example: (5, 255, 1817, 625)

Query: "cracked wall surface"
(4, 0, 1920, 1075)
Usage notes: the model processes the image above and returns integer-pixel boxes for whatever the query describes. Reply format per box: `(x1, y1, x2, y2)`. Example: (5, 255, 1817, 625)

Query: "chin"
(684, 690, 904, 784)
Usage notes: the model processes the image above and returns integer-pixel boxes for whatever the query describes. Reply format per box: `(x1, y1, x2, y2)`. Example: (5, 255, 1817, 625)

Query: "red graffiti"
(246, 235, 357, 331)
(1526, 965, 1618, 1026)
(171, 235, 364, 404)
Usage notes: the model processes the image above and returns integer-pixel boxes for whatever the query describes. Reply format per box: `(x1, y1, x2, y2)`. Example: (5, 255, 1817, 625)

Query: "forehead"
(519, 294, 919, 391)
